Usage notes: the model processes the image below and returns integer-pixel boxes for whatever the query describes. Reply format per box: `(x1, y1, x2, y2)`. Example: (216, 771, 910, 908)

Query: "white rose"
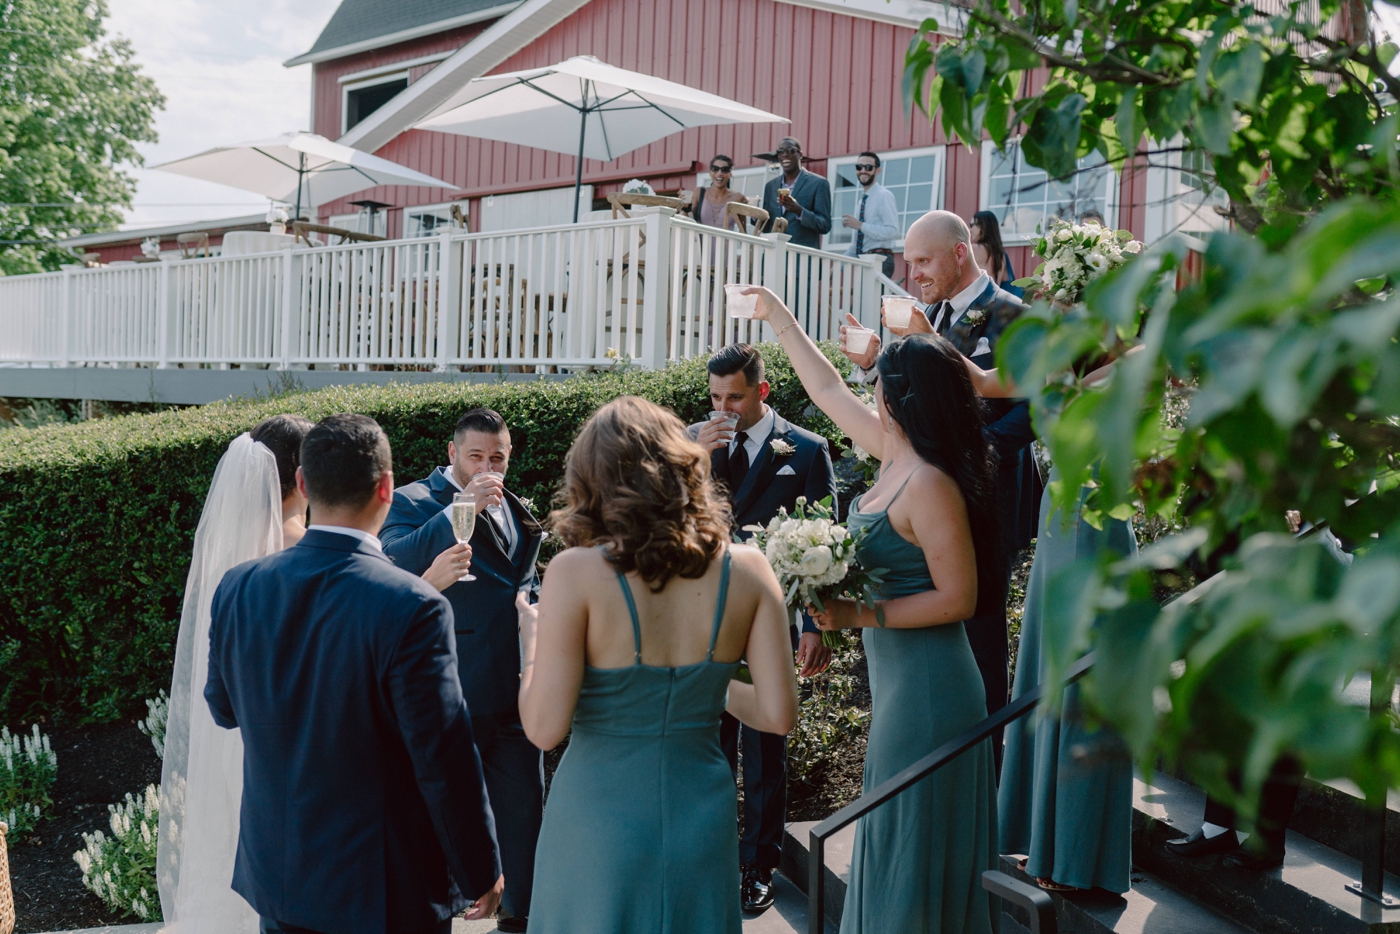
(1055, 229, 1072, 242)
(1124, 240, 1142, 254)
(800, 546, 833, 577)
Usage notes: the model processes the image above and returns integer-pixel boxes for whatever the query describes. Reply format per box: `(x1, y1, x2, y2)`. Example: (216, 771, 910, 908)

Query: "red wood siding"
(312, 22, 495, 141)
(308, 0, 1150, 258)
(314, 0, 961, 236)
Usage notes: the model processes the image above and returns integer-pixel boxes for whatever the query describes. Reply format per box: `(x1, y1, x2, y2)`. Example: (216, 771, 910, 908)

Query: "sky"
(105, 0, 342, 230)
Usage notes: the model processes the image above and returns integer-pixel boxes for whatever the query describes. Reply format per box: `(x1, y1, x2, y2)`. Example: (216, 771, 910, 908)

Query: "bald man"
(841, 211, 1041, 768)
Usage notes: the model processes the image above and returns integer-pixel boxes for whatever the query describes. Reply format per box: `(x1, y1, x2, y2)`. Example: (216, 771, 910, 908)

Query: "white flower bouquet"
(1015, 217, 1143, 305)
(744, 496, 885, 647)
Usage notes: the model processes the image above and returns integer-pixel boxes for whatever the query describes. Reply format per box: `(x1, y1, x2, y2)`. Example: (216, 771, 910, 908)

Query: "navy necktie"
(729, 430, 750, 494)
(855, 193, 867, 255)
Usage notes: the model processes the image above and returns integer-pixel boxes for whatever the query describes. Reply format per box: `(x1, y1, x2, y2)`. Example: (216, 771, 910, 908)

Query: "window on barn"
(825, 146, 946, 252)
(1142, 138, 1229, 245)
(405, 201, 469, 238)
(343, 73, 409, 133)
(980, 140, 1119, 242)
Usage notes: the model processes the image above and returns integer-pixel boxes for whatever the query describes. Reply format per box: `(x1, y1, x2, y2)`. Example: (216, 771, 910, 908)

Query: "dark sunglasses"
(710, 164, 732, 173)
(775, 147, 800, 155)
(854, 163, 878, 171)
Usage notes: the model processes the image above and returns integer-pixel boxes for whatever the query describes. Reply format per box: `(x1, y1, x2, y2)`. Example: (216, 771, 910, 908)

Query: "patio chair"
(606, 193, 689, 219)
(177, 232, 210, 259)
(80, 252, 104, 268)
(724, 202, 771, 234)
(292, 221, 387, 247)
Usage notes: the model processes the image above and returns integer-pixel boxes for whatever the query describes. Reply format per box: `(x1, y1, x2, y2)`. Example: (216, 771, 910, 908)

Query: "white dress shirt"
(443, 467, 517, 555)
(730, 407, 775, 463)
(307, 524, 383, 552)
(930, 271, 992, 332)
(844, 183, 901, 256)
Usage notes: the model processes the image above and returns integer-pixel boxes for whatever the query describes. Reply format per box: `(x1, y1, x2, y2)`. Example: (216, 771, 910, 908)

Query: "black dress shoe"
(1165, 828, 1240, 858)
(741, 866, 776, 913)
(1223, 845, 1285, 871)
(496, 916, 528, 933)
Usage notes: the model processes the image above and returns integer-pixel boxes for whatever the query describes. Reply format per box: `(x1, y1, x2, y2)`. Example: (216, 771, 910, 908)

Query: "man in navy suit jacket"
(380, 408, 543, 934)
(688, 343, 836, 913)
(206, 414, 502, 934)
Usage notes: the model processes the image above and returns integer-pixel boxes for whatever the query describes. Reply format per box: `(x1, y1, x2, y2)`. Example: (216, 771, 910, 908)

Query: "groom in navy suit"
(205, 414, 503, 934)
(380, 408, 544, 934)
(689, 343, 836, 913)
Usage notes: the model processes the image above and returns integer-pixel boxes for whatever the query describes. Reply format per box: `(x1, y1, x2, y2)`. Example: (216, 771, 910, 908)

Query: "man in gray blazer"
(760, 137, 832, 249)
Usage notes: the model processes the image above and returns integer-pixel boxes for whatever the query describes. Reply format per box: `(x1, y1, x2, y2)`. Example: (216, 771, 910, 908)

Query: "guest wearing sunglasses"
(682, 155, 748, 231)
(841, 152, 899, 278)
(759, 137, 832, 249)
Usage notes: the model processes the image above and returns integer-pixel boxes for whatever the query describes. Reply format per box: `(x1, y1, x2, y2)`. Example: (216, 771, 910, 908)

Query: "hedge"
(0, 346, 848, 725)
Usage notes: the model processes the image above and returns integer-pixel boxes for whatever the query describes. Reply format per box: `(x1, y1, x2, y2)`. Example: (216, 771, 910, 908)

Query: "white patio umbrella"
(152, 131, 457, 221)
(414, 55, 789, 221)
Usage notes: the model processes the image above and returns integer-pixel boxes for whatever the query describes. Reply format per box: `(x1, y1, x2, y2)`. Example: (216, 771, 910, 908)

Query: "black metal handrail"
(806, 651, 1096, 934)
(983, 870, 1057, 934)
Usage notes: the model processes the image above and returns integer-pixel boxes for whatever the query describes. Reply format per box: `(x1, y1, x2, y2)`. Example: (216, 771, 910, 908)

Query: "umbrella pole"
(294, 152, 305, 221)
(572, 107, 588, 223)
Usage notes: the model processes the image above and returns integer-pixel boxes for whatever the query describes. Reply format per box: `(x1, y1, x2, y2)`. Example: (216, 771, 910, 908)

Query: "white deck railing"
(0, 210, 903, 372)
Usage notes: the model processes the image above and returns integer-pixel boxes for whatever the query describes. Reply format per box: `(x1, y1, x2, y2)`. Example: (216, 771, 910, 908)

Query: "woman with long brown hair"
(518, 396, 799, 934)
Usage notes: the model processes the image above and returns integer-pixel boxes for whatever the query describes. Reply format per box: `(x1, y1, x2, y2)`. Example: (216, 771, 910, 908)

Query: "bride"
(158, 416, 476, 930)
(156, 415, 312, 932)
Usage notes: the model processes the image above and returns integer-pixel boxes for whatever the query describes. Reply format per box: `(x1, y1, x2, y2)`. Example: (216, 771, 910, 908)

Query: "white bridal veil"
(157, 433, 282, 932)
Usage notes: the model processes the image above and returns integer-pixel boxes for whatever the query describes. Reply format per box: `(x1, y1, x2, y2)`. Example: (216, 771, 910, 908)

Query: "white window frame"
(403, 200, 469, 238)
(327, 211, 388, 237)
(824, 145, 946, 253)
(979, 139, 1119, 245)
(1143, 136, 1227, 248)
(342, 71, 409, 136)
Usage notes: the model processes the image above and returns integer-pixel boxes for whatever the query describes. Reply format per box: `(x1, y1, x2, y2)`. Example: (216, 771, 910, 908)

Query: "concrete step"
(780, 817, 1251, 934)
(1135, 771, 1400, 934)
(996, 855, 1253, 934)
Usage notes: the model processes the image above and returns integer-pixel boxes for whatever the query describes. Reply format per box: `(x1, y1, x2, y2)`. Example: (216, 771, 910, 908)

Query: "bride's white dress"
(157, 434, 282, 933)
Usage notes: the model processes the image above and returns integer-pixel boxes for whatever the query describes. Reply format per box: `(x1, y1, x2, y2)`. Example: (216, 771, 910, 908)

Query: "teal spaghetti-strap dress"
(997, 481, 1137, 892)
(528, 549, 742, 934)
(840, 477, 998, 934)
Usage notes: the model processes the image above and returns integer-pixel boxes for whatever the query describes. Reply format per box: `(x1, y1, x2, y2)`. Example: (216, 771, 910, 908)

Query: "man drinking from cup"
(379, 408, 545, 934)
(688, 343, 836, 913)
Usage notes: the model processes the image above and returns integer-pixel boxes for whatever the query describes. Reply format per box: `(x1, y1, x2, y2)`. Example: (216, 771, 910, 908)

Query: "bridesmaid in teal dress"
(961, 354, 1137, 894)
(997, 480, 1136, 892)
(516, 396, 800, 934)
(750, 283, 1002, 934)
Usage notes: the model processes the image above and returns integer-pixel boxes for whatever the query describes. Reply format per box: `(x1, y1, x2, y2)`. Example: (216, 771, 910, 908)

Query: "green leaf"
(1115, 86, 1141, 154)
(962, 48, 987, 93)
(1024, 93, 1087, 179)
(1214, 43, 1265, 110)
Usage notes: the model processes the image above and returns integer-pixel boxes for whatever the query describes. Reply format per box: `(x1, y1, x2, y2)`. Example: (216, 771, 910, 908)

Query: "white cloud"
(105, 0, 342, 229)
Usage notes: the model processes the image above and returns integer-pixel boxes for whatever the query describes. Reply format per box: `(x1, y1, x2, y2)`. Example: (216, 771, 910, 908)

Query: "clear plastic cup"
(724, 283, 759, 318)
(883, 295, 917, 329)
(844, 327, 877, 355)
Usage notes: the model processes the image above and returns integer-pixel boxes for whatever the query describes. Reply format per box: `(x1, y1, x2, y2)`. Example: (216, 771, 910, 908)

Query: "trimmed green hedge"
(0, 346, 847, 724)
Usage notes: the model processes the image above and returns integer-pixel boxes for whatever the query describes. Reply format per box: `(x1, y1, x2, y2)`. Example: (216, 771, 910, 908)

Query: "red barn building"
(286, 0, 1226, 283)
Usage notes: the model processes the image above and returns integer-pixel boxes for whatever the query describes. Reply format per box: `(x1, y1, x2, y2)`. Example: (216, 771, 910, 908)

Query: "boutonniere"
(963, 307, 988, 327)
(770, 439, 796, 457)
(517, 495, 537, 515)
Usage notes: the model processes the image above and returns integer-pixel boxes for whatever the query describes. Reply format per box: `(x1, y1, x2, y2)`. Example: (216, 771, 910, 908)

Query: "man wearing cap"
(760, 137, 832, 249)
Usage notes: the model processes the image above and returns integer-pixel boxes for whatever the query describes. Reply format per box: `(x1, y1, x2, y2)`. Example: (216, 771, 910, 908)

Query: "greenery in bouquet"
(744, 496, 886, 647)
(73, 784, 160, 921)
(1015, 218, 1143, 305)
(1, 723, 57, 840)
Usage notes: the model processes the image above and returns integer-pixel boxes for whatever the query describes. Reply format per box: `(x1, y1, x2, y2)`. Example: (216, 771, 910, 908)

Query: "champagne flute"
(451, 492, 478, 582)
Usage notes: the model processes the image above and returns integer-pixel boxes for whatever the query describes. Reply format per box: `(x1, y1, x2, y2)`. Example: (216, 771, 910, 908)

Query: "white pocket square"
(776, 465, 797, 476)
(973, 337, 992, 356)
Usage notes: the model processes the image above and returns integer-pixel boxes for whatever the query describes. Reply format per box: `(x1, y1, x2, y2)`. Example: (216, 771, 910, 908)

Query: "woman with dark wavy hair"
(517, 395, 798, 934)
(746, 286, 999, 934)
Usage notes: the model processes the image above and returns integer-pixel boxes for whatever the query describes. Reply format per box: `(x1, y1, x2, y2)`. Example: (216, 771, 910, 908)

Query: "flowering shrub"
(1, 723, 57, 840)
(839, 390, 879, 485)
(744, 496, 885, 646)
(1017, 218, 1142, 305)
(73, 785, 160, 921)
(136, 691, 168, 759)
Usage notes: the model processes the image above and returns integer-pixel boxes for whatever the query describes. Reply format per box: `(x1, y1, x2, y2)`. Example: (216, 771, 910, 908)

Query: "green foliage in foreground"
(907, 0, 1400, 814)
(0, 347, 846, 725)
(73, 785, 160, 921)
